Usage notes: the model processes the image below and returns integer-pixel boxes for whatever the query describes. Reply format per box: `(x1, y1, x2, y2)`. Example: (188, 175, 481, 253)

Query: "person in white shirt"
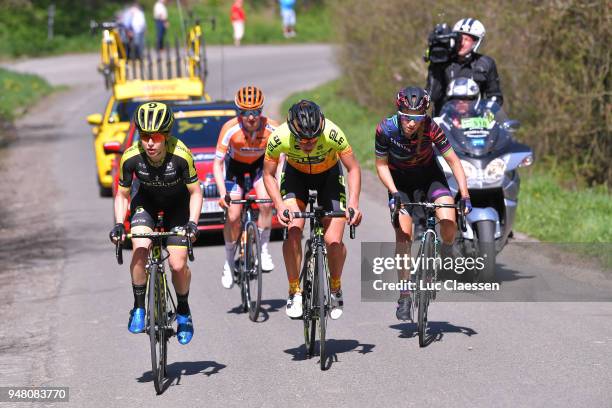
(154, 0, 169, 51)
(127, 2, 146, 59)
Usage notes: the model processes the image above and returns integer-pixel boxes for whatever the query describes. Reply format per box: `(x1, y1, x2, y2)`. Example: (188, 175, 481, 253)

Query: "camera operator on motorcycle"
(426, 18, 503, 117)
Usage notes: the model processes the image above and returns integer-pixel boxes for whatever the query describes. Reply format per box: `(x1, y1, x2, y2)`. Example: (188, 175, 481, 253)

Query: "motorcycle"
(434, 98, 534, 282)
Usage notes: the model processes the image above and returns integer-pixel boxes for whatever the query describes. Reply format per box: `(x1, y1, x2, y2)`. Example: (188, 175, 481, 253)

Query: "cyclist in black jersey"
(375, 87, 471, 321)
(109, 102, 203, 345)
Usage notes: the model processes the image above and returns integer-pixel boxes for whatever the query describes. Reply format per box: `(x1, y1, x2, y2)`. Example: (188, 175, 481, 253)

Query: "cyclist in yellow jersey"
(109, 102, 202, 345)
(263, 100, 363, 319)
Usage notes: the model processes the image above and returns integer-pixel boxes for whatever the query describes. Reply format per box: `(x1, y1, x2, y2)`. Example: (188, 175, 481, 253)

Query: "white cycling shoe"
(330, 290, 344, 320)
(286, 292, 303, 318)
(261, 249, 274, 272)
(221, 261, 234, 289)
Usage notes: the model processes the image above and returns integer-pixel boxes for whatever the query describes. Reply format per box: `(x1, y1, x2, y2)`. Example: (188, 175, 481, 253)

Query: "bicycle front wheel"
(301, 240, 316, 357)
(418, 232, 435, 347)
(316, 246, 328, 370)
(148, 264, 166, 394)
(245, 221, 263, 322)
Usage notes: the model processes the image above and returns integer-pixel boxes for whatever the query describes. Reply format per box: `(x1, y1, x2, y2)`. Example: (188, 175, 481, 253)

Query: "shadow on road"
(389, 320, 477, 346)
(226, 298, 286, 323)
(137, 360, 226, 392)
(284, 338, 375, 370)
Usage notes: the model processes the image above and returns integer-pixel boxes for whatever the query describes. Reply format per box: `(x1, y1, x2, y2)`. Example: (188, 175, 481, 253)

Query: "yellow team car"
(87, 78, 207, 196)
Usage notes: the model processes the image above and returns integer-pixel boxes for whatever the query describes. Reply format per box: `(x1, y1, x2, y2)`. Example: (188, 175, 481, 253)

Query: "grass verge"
(0, 3, 332, 59)
(0, 68, 54, 121)
(280, 80, 612, 246)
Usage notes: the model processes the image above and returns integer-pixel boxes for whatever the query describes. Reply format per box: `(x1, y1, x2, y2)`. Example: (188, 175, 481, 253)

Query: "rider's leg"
(283, 198, 305, 294)
(323, 217, 347, 293)
(395, 213, 413, 298)
(435, 195, 457, 245)
(254, 177, 272, 244)
(168, 244, 194, 345)
(223, 182, 243, 266)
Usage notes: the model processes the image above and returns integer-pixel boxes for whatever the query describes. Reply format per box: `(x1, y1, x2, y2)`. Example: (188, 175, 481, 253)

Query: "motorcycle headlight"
(518, 154, 534, 168)
(484, 158, 506, 183)
(460, 160, 476, 180)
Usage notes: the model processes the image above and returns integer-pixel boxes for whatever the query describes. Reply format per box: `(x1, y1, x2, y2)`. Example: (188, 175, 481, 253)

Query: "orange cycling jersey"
(215, 117, 279, 164)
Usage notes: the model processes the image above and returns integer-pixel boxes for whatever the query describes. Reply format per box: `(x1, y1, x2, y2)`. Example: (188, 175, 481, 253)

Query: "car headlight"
(460, 160, 476, 180)
(484, 158, 506, 183)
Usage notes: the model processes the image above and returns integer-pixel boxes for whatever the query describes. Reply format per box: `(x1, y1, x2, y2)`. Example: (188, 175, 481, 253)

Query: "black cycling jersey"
(118, 136, 199, 199)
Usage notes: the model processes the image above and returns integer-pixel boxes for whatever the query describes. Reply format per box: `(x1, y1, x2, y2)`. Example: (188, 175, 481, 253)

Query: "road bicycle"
(228, 195, 272, 322)
(284, 192, 356, 370)
(91, 21, 127, 89)
(115, 223, 194, 394)
(391, 200, 466, 347)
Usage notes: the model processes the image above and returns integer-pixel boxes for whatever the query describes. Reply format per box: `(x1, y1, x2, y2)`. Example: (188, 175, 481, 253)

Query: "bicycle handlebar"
(114, 230, 195, 265)
(391, 201, 468, 232)
(282, 208, 357, 239)
(230, 198, 273, 205)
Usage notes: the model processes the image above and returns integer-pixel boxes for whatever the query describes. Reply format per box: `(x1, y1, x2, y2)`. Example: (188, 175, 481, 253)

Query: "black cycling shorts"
(225, 156, 264, 192)
(130, 191, 190, 247)
(390, 160, 452, 217)
(280, 162, 346, 212)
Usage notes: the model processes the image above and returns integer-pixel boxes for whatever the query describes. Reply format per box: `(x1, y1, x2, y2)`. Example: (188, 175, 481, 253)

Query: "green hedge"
(332, 0, 610, 187)
(281, 80, 612, 243)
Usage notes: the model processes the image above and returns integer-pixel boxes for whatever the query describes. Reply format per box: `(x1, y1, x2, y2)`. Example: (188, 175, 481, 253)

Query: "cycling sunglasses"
(140, 132, 167, 143)
(239, 108, 263, 117)
(298, 136, 319, 145)
(397, 111, 427, 122)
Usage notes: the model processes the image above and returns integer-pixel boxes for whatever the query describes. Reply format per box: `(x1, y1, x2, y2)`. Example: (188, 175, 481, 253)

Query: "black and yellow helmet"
(134, 102, 175, 134)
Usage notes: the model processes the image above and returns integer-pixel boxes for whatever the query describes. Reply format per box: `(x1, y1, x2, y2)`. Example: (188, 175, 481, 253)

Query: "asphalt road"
(2, 45, 612, 407)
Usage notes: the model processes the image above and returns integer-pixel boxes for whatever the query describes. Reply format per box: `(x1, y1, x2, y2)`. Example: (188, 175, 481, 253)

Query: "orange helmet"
(235, 86, 264, 110)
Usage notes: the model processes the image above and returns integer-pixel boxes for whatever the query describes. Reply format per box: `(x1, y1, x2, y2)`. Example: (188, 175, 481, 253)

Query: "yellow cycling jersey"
(264, 118, 353, 174)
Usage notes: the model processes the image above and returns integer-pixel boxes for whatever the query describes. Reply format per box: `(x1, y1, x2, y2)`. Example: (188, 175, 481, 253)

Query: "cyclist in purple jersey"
(374, 86, 471, 321)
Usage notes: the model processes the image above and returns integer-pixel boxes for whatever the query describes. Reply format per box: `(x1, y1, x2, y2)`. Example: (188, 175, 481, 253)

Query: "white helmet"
(453, 18, 486, 53)
(447, 77, 481, 103)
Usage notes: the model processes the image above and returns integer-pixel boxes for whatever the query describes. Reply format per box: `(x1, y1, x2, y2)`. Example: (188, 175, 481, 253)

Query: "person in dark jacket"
(426, 18, 503, 116)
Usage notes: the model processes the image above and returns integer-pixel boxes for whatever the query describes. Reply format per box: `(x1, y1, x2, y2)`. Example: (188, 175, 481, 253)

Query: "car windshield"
(133, 109, 236, 148)
(110, 100, 140, 123)
(172, 111, 235, 147)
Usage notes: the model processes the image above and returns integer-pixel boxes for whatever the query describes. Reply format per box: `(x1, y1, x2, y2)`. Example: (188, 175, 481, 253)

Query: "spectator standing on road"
(230, 0, 245, 46)
(279, 0, 296, 38)
(154, 0, 169, 51)
(123, 2, 147, 59)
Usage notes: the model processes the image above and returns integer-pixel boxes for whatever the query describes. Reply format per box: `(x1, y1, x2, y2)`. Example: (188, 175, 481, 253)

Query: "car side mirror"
(87, 113, 103, 126)
(103, 141, 124, 155)
(503, 120, 520, 131)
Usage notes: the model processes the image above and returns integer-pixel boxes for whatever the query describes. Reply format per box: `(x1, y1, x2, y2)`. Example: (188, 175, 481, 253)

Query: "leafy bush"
(333, 0, 610, 186)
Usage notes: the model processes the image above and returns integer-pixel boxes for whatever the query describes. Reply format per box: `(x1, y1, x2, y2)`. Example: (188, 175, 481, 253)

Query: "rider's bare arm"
(186, 181, 203, 224)
(375, 157, 399, 194)
(339, 151, 363, 225)
(114, 186, 130, 224)
(444, 150, 469, 198)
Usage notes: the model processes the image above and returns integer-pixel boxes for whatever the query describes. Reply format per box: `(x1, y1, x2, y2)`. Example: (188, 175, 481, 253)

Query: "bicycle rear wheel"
(417, 233, 435, 347)
(245, 222, 263, 322)
(316, 246, 328, 370)
(148, 264, 167, 394)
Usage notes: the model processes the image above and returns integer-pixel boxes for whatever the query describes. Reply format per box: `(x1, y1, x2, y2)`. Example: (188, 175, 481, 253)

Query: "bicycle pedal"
(289, 315, 303, 321)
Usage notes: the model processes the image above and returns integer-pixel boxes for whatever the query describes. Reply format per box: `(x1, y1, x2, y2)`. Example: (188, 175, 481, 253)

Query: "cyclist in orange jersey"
(214, 86, 279, 288)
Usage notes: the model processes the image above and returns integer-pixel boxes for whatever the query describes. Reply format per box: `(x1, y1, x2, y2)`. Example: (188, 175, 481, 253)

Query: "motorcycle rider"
(426, 18, 503, 116)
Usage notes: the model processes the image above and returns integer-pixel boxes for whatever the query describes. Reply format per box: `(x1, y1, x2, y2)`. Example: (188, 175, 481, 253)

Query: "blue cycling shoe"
(176, 314, 194, 345)
(128, 307, 146, 333)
